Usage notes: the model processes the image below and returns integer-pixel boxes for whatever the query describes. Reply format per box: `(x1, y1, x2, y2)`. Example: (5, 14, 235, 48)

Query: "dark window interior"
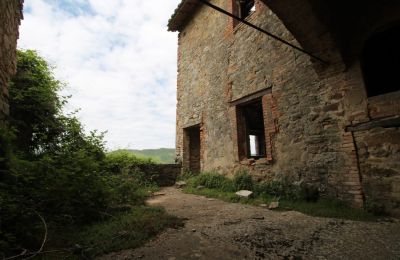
(234, 0, 255, 20)
(361, 25, 400, 97)
(237, 99, 266, 159)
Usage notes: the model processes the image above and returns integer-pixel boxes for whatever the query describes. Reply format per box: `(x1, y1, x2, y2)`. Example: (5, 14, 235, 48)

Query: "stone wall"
(153, 164, 181, 187)
(175, 0, 400, 214)
(354, 128, 400, 215)
(176, 0, 235, 172)
(0, 0, 23, 123)
(226, 2, 366, 206)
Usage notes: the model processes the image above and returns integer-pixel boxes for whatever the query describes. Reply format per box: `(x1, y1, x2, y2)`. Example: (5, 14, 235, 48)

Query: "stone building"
(0, 0, 24, 123)
(168, 0, 400, 215)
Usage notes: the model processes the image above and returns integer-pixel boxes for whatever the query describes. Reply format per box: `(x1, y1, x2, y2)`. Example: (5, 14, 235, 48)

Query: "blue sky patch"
(45, 0, 95, 17)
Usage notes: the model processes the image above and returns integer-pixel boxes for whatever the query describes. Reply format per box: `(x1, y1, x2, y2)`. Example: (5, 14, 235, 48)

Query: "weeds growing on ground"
(181, 171, 378, 222)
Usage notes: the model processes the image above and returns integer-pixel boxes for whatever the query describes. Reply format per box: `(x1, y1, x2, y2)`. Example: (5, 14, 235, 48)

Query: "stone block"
(235, 190, 253, 198)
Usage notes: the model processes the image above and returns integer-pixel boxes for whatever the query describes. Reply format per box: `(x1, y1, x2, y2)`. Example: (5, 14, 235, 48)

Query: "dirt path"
(100, 187, 400, 260)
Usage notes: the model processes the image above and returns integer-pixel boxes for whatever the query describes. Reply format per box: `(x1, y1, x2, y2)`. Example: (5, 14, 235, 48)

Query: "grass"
(278, 199, 378, 221)
(182, 172, 378, 222)
(40, 206, 183, 259)
(32, 185, 180, 259)
(75, 206, 183, 257)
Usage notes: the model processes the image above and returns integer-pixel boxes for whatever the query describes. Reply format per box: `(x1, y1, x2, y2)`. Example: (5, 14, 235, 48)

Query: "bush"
(254, 179, 320, 202)
(105, 174, 155, 207)
(232, 170, 253, 191)
(75, 206, 183, 257)
(178, 169, 196, 181)
(254, 180, 285, 198)
(299, 184, 319, 202)
(1, 50, 161, 256)
(191, 172, 234, 192)
(104, 151, 158, 186)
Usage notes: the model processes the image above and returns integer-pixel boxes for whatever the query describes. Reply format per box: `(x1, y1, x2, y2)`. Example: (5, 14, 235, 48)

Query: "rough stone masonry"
(0, 0, 24, 124)
(168, 0, 400, 215)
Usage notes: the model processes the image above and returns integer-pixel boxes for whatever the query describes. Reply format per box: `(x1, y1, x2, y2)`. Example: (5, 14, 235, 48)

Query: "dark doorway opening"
(361, 25, 400, 97)
(185, 126, 201, 173)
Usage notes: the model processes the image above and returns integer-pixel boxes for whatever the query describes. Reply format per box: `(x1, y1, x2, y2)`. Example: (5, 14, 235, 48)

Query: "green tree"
(9, 50, 64, 158)
(1, 50, 109, 254)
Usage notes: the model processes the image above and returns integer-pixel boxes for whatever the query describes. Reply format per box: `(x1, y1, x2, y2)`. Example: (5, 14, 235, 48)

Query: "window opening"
(237, 99, 266, 159)
(361, 25, 400, 97)
(234, 0, 255, 20)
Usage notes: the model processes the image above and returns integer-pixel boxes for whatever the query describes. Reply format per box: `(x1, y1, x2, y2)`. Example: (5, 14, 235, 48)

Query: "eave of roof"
(167, 0, 202, 32)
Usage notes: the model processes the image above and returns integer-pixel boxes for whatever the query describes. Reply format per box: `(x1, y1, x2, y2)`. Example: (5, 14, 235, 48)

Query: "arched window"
(361, 25, 400, 97)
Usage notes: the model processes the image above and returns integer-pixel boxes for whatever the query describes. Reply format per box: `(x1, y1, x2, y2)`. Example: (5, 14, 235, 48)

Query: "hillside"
(125, 148, 176, 164)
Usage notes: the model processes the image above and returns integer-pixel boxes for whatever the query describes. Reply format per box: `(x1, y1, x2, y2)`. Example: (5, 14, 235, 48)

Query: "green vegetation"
(117, 148, 175, 164)
(182, 171, 378, 222)
(0, 50, 177, 258)
(73, 206, 183, 257)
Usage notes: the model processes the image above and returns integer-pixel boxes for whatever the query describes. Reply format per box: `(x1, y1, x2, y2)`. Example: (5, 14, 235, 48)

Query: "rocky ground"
(99, 187, 400, 260)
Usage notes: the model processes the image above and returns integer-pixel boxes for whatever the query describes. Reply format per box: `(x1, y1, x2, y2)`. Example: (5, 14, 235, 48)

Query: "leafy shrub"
(76, 206, 183, 257)
(299, 184, 319, 202)
(254, 180, 285, 198)
(0, 125, 14, 170)
(104, 151, 158, 186)
(365, 199, 387, 216)
(254, 179, 320, 202)
(0, 50, 160, 256)
(105, 175, 155, 206)
(178, 169, 196, 181)
(232, 170, 253, 191)
(191, 172, 234, 192)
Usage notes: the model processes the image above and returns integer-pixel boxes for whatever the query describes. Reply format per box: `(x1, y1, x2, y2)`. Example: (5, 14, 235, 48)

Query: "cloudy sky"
(18, 0, 181, 150)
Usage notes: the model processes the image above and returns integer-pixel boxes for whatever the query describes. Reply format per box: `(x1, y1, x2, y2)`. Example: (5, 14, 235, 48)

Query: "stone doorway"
(184, 125, 201, 173)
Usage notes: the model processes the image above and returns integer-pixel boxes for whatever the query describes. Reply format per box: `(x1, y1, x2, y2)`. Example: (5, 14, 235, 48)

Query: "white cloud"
(18, 0, 180, 150)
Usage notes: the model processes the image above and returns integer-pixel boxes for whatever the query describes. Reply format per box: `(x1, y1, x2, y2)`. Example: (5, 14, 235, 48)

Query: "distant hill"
(124, 148, 176, 164)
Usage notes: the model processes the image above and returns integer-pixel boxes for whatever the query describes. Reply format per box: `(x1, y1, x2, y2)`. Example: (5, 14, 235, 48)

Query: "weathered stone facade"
(0, 0, 24, 123)
(169, 0, 400, 215)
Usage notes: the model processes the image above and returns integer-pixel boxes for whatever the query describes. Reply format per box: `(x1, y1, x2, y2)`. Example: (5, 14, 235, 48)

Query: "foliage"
(8, 49, 65, 158)
(183, 187, 243, 203)
(0, 125, 110, 253)
(74, 207, 183, 257)
(254, 180, 319, 202)
(189, 171, 234, 192)
(183, 184, 377, 222)
(0, 50, 164, 257)
(278, 199, 377, 221)
(365, 198, 387, 216)
(0, 124, 14, 170)
(254, 180, 280, 197)
(177, 169, 196, 181)
(232, 170, 253, 191)
(124, 148, 176, 164)
(104, 150, 159, 186)
(183, 171, 376, 221)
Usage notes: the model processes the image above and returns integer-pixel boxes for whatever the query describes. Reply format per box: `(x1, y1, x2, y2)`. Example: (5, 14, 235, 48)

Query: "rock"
(260, 204, 268, 207)
(235, 190, 253, 198)
(207, 198, 215, 201)
(175, 181, 187, 188)
(251, 215, 265, 220)
(196, 185, 205, 190)
(192, 229, 196, 232)
(268, 201, 279, 209)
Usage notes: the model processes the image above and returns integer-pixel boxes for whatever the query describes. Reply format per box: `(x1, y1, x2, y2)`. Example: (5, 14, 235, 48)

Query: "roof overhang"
(167, 0, 202, 32)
